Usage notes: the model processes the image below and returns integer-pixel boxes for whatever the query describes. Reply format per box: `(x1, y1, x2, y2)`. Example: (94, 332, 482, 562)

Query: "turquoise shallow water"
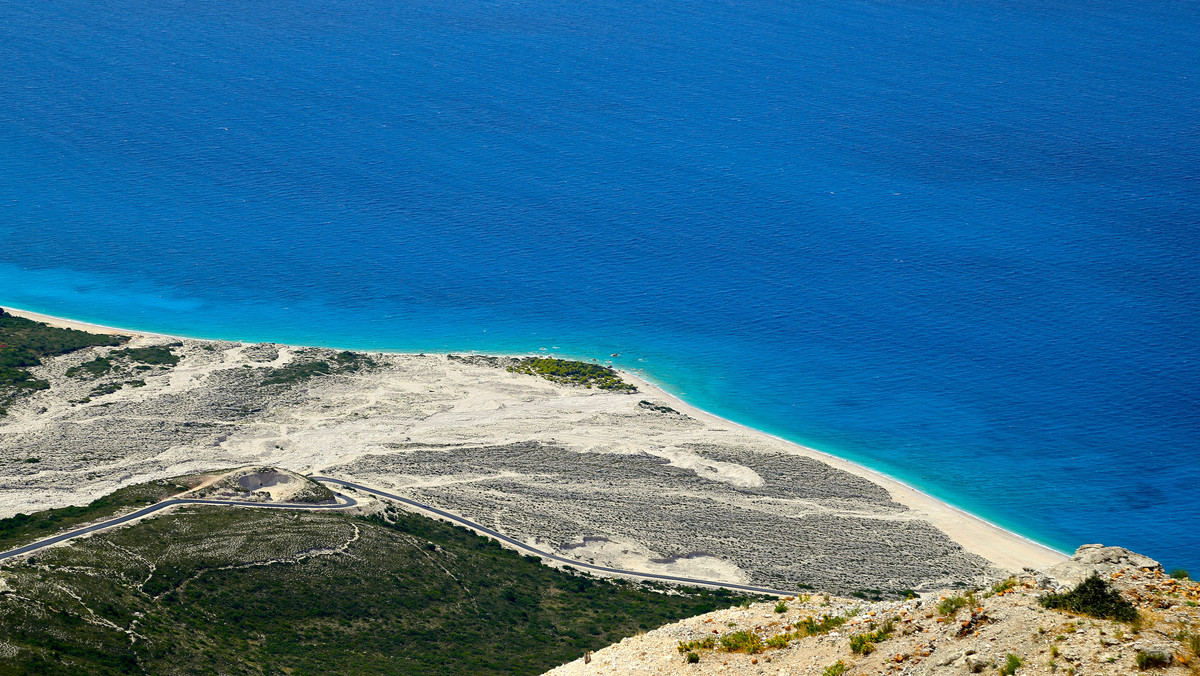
(2, 0, 1198, 569)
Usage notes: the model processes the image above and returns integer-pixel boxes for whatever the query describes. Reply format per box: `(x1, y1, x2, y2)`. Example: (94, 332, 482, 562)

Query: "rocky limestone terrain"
(1, 330, 1042, 595)
(545, 546, 1200, 676)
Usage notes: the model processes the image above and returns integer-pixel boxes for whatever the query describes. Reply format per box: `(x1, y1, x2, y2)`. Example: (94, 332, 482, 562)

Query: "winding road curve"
(1, 476, 792, 596)
(310, 476, 793, 596)
(0, 493, 357, 562)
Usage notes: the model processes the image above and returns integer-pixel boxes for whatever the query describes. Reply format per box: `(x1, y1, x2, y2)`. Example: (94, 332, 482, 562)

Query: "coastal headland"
(0, 307, 1063, 596)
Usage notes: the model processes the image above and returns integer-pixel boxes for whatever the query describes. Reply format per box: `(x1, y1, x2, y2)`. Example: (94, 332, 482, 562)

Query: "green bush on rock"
(507, 357, 636, 392)
(1040, 574, 1139, 622)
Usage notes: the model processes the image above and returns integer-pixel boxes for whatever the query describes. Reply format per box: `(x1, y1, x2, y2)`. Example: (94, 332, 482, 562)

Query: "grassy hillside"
(0, 501, 756, 675)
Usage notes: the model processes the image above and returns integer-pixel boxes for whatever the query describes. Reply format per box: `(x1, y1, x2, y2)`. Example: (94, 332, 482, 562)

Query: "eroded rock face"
(193, 466, 335, 504)
(1044, 544, 1162, 588)
(236, 469, 290, 491)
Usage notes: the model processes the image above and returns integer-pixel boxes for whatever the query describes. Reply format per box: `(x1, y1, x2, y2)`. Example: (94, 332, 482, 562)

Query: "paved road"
(0, 492, 356, 562)
(2, 476, 793, 597)
(310, 476, 794, 597)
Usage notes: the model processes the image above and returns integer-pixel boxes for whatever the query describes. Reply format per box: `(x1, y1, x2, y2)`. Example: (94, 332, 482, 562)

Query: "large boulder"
(1043, 544, 1161, 588)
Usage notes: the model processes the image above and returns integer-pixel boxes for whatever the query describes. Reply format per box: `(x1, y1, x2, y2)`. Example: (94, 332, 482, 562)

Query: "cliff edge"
(545, 546, 1199, 675)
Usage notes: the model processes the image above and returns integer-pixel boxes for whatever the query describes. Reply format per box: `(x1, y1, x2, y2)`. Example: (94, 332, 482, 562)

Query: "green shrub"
(261, 351, 376, 386)
(1040, 574, 1139, 622)
(795, 614, 848, 636)
(774, 600, 788, 613)
(938, 595, 969, 616)
(0, 313, 124, 366)
(849, 633, 875, 655)
(849, 617, 894, 655)
(507, 357, 636, 392)
(66, 356, 115, 378)
(67, 346, 180, 380)
(685, 652, 699, 664)
(719, 630, 763, 654)
(822, 660, 848, 676)
(1135, 650, 1171, 670)
(676, 637, 715, 653)
(765, 634, 790, 649)
(0, 366, 49, 391)
(1169, 569, 1190, 580)
(753, 612, 854, 653)
(1000, 653, 1023, 675)
(993, 577, 1017, 594)
(111, 345, 180, 366)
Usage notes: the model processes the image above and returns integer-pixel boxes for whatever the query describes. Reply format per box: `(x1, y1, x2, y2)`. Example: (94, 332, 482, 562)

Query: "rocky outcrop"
(191, 466, 336, 504)
(546, 547, 1199, 675)
(1043, 544, 1163, 589)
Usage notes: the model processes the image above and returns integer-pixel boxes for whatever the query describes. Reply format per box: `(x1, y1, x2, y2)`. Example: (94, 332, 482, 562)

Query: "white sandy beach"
(4, 308, 172, 337)
(616, 371, 1067, 571)
(2, 306, 1066, 579)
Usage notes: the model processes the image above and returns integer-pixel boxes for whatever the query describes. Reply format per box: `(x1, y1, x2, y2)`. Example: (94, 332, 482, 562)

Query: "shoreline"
(3, 306, 179, 338)
(618, 370, 1068, 571)
(3, 305, 1068, 572)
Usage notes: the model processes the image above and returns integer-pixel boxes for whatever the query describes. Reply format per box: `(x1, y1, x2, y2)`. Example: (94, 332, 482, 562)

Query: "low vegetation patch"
(822, 661, 849, 676)
(447, 353, 507, 367)
(85, 379, 148, 397)
(938, 593, 972, 616)
(638, 400, 679, 414)
(795, 613, 851, 636)
(261, 350, 376, 386)
(1136, 649, 1172, 670)
(111, 345, 180, 366)
(507, 357, 636, 392)
(677, 637, 716, 653)
(1000, 653, 1024, 675)
(1040, 573, 1139, 622)
(765, 633, 791, 649)
(676, 610, 853, 659)
(65, 355, 115, 378)
(992, 577, 1017, 594)
(719, 630, 764, 654)
(67, 344, 181, 379)
(849, 617, 895, 655)
(290, 479, 336, 504)
(765, 612, 853, 650)
(0, 310, 125, 412)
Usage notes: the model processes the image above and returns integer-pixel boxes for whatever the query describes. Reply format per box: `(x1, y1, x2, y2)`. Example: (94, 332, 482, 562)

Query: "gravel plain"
(0, 328, 1057, 594)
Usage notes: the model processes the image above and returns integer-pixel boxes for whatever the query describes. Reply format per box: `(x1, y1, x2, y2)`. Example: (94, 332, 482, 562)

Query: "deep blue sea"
(2, 0, 1197, 570)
